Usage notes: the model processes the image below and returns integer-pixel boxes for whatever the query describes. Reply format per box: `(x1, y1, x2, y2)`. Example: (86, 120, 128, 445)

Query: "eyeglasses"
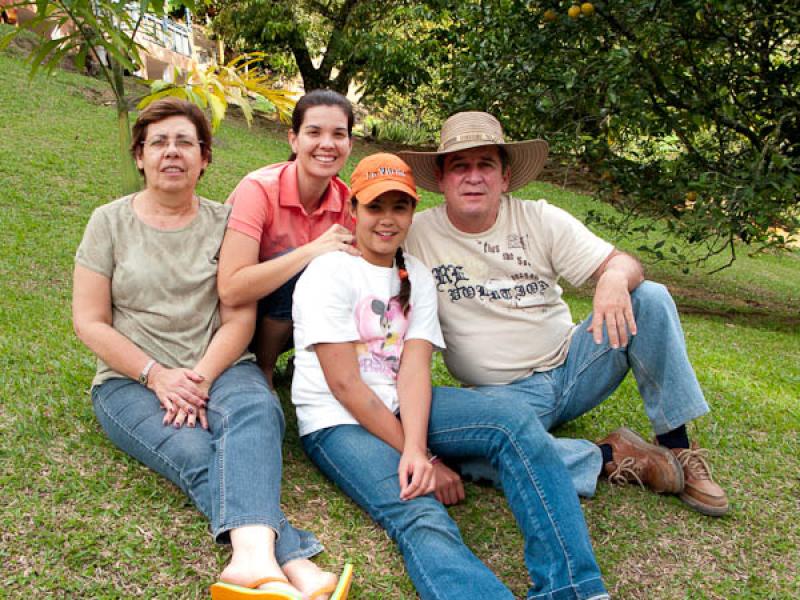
(141, 135, 204, 152)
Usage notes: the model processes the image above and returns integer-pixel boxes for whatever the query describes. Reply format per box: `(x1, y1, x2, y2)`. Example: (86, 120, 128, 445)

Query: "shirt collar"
(278, 161, 345, 216)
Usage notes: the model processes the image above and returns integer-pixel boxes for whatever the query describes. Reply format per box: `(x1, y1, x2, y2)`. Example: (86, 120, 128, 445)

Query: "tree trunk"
(110, 58, 140, 195)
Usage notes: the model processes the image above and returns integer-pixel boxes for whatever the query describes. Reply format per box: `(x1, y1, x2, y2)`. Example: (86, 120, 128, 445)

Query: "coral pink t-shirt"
(226, 161, 354, 261)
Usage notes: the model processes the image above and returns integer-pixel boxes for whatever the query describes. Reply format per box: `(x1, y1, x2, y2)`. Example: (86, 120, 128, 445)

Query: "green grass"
(2, 37, 799, 599)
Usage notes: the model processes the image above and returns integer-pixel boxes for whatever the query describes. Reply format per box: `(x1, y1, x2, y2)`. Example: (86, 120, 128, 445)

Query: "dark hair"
(288, 89, 354, 161)
(393, 247, 412, 315)
(131, 98, 213, 178)
(350, 194, 414, 315)
(435, 144, 509, 173)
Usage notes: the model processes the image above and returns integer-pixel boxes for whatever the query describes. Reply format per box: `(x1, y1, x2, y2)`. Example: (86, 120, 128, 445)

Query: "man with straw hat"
(400, 112, 728, 517)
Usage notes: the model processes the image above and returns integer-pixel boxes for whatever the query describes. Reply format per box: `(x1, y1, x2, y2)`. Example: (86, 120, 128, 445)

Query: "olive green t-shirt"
(75, 195, 253, 386)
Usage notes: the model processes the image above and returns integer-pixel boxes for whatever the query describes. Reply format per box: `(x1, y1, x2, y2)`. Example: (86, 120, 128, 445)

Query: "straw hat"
(398, 112, 549, 192)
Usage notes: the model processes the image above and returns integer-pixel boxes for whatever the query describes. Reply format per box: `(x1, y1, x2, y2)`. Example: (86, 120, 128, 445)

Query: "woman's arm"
(396, 340, 433, 452)
(73, 264, 155, 382)
(181, 299, 256, 430)
(193, 300, 256, 389)
(395, 339, 437, 500)
(217, 226, 358, 307)
(73, 264, 207, 421)
(315, 340, 434, 501)
(315, 342, 407, 450)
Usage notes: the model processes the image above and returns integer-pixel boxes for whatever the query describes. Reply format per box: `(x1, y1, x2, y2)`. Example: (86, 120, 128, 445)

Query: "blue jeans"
(92, 361, 322, 564)
(451, 281, 710, 497)
(257, 250, 304, 322)
(303, 394, 608, 600)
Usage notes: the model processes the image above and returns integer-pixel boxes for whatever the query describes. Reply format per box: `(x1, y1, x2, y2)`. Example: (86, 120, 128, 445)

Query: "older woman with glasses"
(72, 98, 351, 600)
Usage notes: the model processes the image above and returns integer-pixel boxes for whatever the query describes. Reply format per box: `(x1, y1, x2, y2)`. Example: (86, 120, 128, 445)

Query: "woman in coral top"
(218, 90, 359, 387)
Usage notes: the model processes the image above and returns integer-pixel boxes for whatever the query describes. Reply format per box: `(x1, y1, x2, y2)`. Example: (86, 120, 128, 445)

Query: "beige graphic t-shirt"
(405, 195, 612, 386)
(75, 195, 251, 386)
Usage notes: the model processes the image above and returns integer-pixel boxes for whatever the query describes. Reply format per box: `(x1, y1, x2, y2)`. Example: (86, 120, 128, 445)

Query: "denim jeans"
(257, 249, 304, 322)
(303, 393, 608, 600)
(92, 360, 322, 564)
(451, 281, 710, 497)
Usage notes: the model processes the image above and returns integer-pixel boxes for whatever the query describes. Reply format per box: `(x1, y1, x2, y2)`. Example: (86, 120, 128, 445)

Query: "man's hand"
(432, 462, 465, 505)
(588, 269, 637, 348)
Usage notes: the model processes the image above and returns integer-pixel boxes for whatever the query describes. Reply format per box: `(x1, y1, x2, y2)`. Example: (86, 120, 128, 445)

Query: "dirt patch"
(77, 85, 116, 106)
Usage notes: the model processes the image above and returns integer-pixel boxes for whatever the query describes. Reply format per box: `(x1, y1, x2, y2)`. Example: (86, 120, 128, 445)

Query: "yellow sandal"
(309, 564, 354, 600)
(210, 576, 302, 600)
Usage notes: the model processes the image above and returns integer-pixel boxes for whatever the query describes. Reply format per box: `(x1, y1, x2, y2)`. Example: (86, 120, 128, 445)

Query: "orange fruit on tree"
(543, 9, 557, 22)
(568, 5, 581, 18)
(581, 2, 595, 16)
(685, 191, 697, 203)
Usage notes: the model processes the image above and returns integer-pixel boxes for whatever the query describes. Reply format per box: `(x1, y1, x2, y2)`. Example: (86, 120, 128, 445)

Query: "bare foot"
(220, 526, 302, 595)
(220, 556, 301, 596)
(219, 549, 300, 594)
(283, 558, 338, 600)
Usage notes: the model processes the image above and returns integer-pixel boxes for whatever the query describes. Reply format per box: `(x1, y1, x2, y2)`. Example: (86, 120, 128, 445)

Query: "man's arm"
(588, 249, 644, 348)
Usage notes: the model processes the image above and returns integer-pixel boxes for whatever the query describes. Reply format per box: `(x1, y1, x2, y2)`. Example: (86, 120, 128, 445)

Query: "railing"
(123, 4, 192, 57)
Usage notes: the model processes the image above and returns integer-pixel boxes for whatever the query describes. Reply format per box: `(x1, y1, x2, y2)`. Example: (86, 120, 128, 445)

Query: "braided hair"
(350, 193, 413, 316)
(393, 247, 412, 316)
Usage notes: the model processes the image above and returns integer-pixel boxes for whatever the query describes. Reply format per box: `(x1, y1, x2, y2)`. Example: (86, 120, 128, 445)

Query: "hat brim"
(398, 139, 549, 193)
(352, 179, 419, 206)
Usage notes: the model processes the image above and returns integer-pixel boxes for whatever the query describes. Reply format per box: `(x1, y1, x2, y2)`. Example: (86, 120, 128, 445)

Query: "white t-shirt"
(291, 251, 445, 436)
(404, 195, 613, 386)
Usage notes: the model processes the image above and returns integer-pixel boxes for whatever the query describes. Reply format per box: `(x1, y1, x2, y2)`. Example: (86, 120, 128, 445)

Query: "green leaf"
(184, 86, 204, 110)
(190, 86, 210, 109)
(0, 29, 19, 51)
(74, 45, 87, 72)
(207, 93, 226, 132)
(148, 0, 166, 15)
(29, 38, 64, 78)
(149, 79, 173, 94)
(137, 86, 182, 109)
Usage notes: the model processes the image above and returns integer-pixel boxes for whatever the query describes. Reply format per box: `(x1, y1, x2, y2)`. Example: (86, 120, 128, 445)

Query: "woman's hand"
(432, 462, 465, 506)
(148, 365, 208, 427)
(307, 224, 359, 259)
(170, 405, 209, 430)
(398, 447, 435, 501)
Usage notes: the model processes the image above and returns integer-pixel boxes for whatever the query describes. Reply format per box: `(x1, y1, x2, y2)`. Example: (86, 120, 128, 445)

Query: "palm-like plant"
(139, 52, 297, 132)
(2, 2, 297, 193)
(2, 0, 203, 193)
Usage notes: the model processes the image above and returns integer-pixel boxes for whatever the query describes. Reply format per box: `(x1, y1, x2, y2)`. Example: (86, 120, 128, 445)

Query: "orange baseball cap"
(350, 153, 419, 205)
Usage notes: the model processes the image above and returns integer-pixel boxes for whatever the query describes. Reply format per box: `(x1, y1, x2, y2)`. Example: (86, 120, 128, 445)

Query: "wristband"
(138, 359, 157, 386)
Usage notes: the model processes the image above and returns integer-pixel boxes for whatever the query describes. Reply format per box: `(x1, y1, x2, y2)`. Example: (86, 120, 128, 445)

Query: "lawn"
(1, 40, 799, 599)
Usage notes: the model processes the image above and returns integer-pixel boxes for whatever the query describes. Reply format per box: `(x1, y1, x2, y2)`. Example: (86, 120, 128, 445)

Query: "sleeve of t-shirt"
(226, 177, 272, 242)
(402, 210, 432, 266)
(74, 207, 113, 278)
(405, 256, 446, 350)
(293, 254, 360, 351)
(535, 201, 613, 287)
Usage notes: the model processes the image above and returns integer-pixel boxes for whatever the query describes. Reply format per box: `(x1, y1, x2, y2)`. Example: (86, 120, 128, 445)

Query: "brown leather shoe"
(669, 443, 729, 517)
(598, 427, 684, 494)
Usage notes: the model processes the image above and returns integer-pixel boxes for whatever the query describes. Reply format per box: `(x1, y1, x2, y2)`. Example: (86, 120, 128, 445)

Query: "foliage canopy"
(436, 0, 800, 268)
(209, 0, 443, 106)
